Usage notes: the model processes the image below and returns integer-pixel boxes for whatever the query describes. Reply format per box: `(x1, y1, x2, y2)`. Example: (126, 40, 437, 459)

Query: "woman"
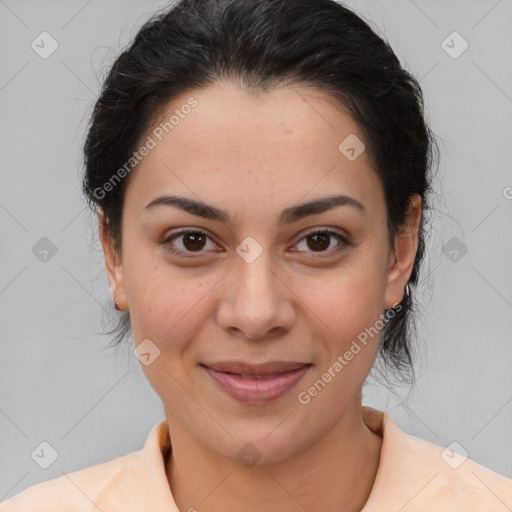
(2, 0, 511, 510)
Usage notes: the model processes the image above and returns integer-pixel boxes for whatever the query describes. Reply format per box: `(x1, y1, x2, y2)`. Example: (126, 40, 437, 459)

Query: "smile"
(201, 362, 312, 404)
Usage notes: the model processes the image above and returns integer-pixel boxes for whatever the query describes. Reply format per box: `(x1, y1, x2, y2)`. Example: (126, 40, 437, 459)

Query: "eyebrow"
(143, 194, 366, 226)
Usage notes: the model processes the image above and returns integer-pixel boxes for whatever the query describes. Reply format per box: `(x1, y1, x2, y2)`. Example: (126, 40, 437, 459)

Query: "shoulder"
(394, 423, 512, 510)
(0, 419, 173, 512)
(363, 407, 512, 511)
(0, 451, 138, 512)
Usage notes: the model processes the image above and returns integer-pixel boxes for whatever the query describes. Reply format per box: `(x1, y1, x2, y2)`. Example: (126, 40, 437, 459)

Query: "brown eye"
(162, 229, 218, 257)
(307, 232, 331, 251)
(293, 229, 351, 257)
(161, 228, 351, 259)
(181, 232, 208, 251)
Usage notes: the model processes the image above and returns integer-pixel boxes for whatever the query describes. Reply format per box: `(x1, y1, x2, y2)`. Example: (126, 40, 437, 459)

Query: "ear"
(384, 194, 422, 309)
(98, 209, 128, 311)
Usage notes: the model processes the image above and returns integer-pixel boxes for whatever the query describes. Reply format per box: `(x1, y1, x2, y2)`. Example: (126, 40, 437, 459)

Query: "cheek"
(295, 259, 386, 342)
(126, 255, 217, 357)
(293, 267, 384, 417)
(127, 264, 210, 400)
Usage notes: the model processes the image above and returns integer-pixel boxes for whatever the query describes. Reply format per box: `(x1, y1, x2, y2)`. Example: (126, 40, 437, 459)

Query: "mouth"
(200, 361, 312, 404)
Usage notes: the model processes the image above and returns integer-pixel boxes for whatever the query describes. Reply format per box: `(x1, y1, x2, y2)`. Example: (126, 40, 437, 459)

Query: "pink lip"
(201, 362, 311, 404)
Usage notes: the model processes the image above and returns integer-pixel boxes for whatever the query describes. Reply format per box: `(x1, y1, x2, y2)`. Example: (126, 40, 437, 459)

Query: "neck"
(164, 403, 383, 512)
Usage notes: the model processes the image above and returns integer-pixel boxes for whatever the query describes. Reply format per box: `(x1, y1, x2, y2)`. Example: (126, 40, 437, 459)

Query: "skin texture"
(99, 79, 421, 512)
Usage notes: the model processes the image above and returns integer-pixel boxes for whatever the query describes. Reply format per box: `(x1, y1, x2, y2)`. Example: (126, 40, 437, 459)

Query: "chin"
(204, 420, 316, 468)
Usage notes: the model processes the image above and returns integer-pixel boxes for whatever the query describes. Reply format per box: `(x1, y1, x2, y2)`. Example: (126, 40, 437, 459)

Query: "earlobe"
(383, 195, 422, 309)
(98, 209, 128, 311)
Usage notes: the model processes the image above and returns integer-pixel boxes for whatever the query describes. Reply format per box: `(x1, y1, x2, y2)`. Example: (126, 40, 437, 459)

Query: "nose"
(216, 249, 295, 341)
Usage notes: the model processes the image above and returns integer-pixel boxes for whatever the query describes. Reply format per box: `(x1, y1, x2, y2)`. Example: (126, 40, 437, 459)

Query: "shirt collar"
(110, 405, 447, 511)
(112, 405, 394, 511)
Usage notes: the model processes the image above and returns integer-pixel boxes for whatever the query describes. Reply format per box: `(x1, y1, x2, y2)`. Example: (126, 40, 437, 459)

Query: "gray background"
(1, 0, 511, 500)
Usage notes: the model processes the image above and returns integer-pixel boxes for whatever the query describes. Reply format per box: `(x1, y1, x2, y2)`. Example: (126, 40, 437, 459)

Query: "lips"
(202, 360, 310, 377)
(201, 361, 312, 403)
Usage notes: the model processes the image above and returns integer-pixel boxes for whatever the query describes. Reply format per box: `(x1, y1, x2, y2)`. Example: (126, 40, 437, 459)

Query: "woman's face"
(101, 80, 420, 464)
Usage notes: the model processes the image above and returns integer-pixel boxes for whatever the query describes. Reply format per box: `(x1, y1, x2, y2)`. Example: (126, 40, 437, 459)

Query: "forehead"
(124, 80, 383, 217)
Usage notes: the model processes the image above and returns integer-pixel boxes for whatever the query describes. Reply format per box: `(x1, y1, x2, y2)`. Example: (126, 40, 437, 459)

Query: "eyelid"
(161, 227, 352, 258)
(161, 228, 219, 257)
(295, 226, 351, 244)
(290, 228, 352, 256)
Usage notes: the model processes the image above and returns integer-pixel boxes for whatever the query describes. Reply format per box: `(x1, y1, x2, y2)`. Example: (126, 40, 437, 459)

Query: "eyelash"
(161, 228, 352, 259)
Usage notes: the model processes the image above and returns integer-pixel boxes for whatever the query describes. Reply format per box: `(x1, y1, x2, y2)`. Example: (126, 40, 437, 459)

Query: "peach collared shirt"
(1, 406, 511, 511)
